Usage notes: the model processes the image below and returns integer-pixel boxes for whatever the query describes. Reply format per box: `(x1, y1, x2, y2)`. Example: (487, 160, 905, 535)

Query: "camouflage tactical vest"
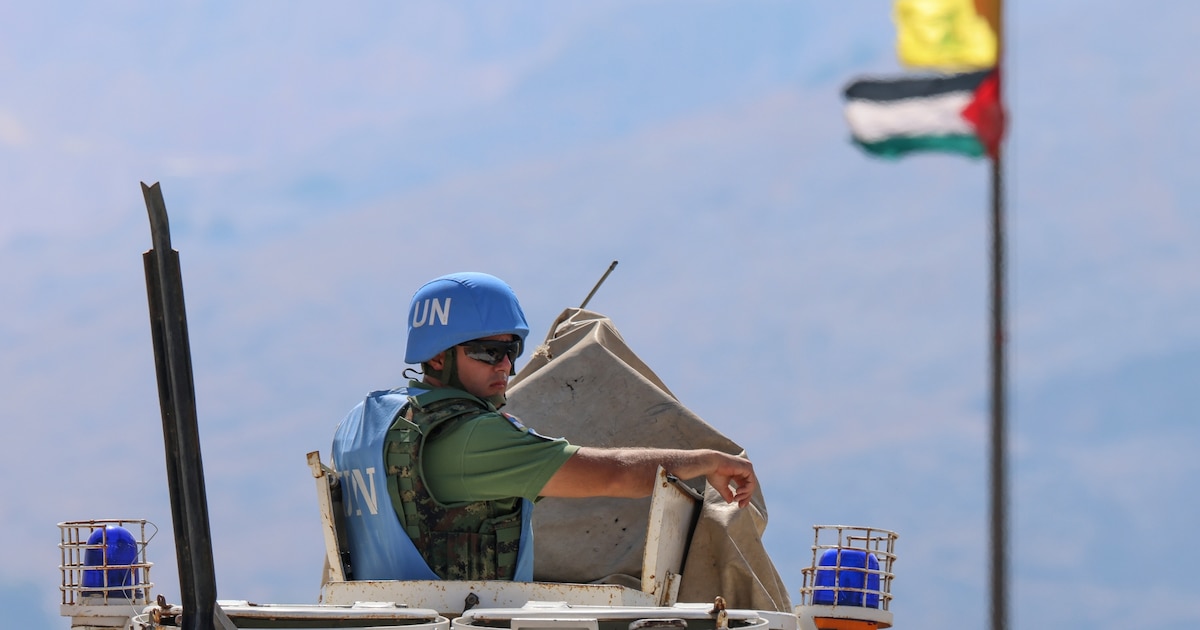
(383, 389, 524, 580)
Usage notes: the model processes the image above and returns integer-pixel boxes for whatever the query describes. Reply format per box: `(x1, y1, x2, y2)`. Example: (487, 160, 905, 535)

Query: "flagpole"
(875, 3, 1009, 624)
(988, 2, 1009, 630)
(988, 148, 1008, 630)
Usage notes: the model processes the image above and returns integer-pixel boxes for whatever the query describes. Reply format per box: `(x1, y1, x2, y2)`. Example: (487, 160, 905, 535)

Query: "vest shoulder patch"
(501, 412, 527, 431)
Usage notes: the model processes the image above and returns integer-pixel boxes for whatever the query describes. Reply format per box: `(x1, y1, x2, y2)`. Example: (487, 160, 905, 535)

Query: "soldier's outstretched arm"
(538, 447, 756, 508)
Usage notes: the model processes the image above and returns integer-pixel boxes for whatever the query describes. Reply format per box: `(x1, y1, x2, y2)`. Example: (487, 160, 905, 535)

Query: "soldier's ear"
(427, 351, 446, 371)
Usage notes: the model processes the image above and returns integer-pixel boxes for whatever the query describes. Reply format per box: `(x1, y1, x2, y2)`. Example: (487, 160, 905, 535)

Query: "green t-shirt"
(421, 410, 579, 505)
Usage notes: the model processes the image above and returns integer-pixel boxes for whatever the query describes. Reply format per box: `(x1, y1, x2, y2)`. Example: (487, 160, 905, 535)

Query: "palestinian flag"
(842, 69, 1005, 159)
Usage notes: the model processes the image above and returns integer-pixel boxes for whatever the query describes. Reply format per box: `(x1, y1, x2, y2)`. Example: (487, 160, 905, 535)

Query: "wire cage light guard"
(799, 525, 897, 611)
(59, 519, 155, 607)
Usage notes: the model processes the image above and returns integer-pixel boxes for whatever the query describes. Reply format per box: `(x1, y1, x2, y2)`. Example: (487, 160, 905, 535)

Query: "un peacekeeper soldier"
(332, 272, 756, 582)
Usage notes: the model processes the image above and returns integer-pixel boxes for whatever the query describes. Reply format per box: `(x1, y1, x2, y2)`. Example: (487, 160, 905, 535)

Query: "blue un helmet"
(404, 272, 530, 364)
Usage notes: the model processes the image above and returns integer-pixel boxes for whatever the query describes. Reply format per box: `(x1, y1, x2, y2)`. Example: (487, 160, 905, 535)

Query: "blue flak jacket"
(331, 386, 535, 581)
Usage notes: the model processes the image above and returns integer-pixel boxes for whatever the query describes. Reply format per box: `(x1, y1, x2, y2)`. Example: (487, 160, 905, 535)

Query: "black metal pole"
(989, 1, 1010, 626)
(142, 182, 218, 630)
(988, 152, 1008, 630)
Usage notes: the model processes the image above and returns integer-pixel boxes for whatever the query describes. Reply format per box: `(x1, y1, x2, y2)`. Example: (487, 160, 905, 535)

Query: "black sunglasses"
(457, 339, 523, 366)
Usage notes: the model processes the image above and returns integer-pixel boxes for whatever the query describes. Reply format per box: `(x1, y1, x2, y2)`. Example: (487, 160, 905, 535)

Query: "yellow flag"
(894, 0, 998, 70)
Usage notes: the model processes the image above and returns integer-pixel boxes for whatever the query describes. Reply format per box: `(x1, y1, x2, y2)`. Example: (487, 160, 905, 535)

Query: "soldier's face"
(455, 333, 515, 399)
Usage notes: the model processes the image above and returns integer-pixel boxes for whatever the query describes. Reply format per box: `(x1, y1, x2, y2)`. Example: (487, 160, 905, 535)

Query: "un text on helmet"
(412, 298, 451, 328)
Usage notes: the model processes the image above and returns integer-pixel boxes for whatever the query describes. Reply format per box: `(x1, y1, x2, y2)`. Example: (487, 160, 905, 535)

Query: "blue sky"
(3, 2, 1199, 629)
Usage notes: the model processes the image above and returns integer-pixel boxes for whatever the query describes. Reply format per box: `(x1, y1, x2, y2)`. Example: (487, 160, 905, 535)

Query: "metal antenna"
(142, 182, 230, 630)
(579, 260, 618, 309)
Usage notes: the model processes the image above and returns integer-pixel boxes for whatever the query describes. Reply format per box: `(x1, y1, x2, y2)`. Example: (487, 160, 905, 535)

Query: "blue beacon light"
(812, 548, 881, 608)
(82, 525, 139, 598)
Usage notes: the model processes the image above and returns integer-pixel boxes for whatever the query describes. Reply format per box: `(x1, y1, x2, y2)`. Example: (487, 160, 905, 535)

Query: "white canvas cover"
(506, 309, 793, 612)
